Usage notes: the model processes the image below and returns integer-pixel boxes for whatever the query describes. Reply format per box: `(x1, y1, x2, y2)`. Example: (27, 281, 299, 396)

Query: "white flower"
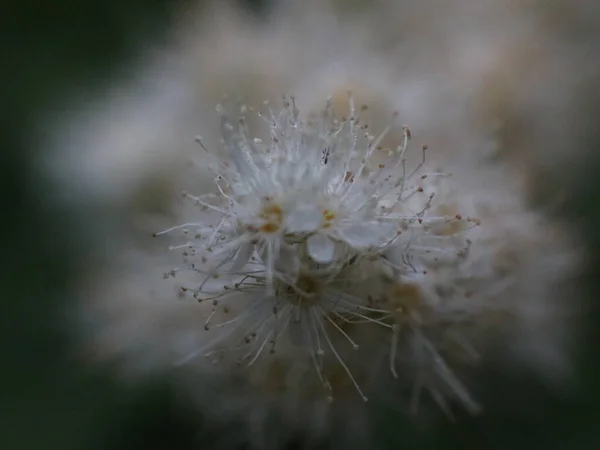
(156, 95, 464, 291)
(176, 256, 394, 402)
(77, 90, 580, 448)
(153, 95, 494, 411)
(50, 1, 589, 446)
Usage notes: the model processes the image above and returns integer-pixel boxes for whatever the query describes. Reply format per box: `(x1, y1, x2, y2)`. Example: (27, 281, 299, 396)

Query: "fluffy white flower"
(156, 96, 465, 291)
(74, 89, 581, 449)
(55, 1, 591, 447)
(153, 95, 550, 415)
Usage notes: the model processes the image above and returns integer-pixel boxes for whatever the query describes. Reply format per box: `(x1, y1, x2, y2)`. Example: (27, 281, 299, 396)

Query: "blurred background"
(2, 0, 600, 449)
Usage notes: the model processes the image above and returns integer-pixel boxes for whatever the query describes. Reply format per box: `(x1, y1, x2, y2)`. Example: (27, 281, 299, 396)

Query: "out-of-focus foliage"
(1, 1, 200, 449)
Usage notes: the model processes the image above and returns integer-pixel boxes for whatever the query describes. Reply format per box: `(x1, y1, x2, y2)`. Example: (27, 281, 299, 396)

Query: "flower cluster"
(155, 94, 488, 413)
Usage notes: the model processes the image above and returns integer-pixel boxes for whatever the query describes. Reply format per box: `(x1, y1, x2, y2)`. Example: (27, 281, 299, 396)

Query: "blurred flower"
(153, 95, 480, 404)
(130, 96, 578, 433)
(57, 0, 588, 446)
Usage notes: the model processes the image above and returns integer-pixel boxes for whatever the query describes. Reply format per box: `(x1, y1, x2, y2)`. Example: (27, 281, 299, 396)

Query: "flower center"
(322, 209, 336, 229)
(388, 282, 423, 317)
(259, 203, 283, 233)
(282, 273, 322, 308)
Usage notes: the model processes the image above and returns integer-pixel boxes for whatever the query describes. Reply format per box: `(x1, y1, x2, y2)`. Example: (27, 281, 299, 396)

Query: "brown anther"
(344, 171, 354, 182)
(455, 214, 462, 220)
(422, 144, 428, 151)
(417, 186, 424, 193)
(260, 223, 279, 233)
(323, 210, 335, 221)
(378, 164, 385, 169)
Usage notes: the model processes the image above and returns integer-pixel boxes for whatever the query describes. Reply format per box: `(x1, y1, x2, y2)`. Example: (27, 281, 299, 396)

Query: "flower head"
(76, 87, 580, 448)
(155, 94, 490, 411)
(157, 95, 465, 290)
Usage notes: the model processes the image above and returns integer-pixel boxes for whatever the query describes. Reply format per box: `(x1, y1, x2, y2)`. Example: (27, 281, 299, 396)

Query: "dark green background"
(2, 1, 599, 449)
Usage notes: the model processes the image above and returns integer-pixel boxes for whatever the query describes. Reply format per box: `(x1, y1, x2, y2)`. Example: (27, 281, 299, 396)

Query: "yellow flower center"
(322, 209, 336, 229)
(259, 203, 283, 233)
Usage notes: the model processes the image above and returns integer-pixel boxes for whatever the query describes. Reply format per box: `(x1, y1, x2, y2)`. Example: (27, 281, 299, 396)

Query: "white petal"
(307, 234, 335, 263)
(286, 204, 322, 233)
(258, 242, 300, 280)
(276, 243, 301, 280)
(230, 242, 254, 272)
(338, 221, 397, 249)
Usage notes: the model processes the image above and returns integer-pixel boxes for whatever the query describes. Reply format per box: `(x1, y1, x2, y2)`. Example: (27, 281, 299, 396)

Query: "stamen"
(390, 323, 401, 379)
(319, 305, 360, 350)
(313, 309, 368, 402)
